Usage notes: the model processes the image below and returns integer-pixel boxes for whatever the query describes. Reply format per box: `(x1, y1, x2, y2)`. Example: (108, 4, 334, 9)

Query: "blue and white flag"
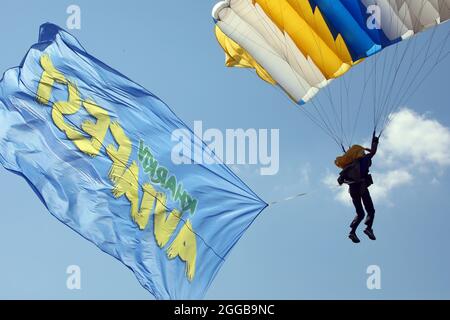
(0, 23, 266, 299)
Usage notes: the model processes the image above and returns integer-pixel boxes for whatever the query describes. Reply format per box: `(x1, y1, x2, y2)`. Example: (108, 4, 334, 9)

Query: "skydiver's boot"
(348, 232, 360, 243)
(364, 228, 376, 241)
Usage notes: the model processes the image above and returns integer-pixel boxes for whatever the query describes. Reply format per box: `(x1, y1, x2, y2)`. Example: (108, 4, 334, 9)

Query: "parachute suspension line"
(373, 0, 428, 133)
(388, 26, 436, 108)
(390, 26, 442, 110)
(269, 2, 344, 148)
(349, 44, 385, 144)
(339, 73, 349, 148)
(296, 92, 344, 147)
(373, 25, 420, 132)
(374, 46, 400, 127)
(374, 23, 403, 130)
(379, 25, 443, 132)
(376, 2, 447, 133)
(373, 49, 378, 131)
(295, 94, 344, 147)
(305, 5, 347, 147)
(373, 35, 412, 130)
(275, 5, 344, 146)
(388, 28, 438, 112)
(346, 1, 430, 145)
(397, 31, 450, 109)
(297, 93, 341, 143)
(375, 34, 391, 118)
(249, 62, 342, 147)
(308, 99, 343, 144)
(382, 27, 450, 132)
(339, 74, 344, 145)
(320, 61, 346, 147)
(337, 71, 347, 147)
(374, 0, 410, 125)
(349, 61, 370, 145)
(344, 63, 356, 148)
(386, 50, 450, 133)
(343, 67, 354, 147)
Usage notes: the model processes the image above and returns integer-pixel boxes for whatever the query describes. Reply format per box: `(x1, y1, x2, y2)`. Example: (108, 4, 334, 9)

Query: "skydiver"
(337, 132, 380, 243)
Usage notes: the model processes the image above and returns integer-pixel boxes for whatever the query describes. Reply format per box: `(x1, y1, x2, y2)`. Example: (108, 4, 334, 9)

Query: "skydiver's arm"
(367, 132, 379, 159)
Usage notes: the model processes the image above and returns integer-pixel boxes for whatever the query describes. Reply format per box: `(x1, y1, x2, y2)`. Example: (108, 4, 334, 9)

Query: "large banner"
(0, 23, 267, 299)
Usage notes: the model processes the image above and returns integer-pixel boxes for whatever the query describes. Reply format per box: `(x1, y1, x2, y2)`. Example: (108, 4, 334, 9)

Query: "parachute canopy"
(213, 0, 450, 105)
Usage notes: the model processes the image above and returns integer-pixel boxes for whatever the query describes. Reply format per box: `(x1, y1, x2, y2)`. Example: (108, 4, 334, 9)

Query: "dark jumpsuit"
(349, 155, 375, 232)
(349, 138, 378, 232)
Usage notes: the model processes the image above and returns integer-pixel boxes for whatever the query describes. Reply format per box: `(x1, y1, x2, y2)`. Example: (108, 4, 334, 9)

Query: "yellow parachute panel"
(286, 0, 353, 64)
(215, 25, 276, 85)
(253, 0, 351, 79)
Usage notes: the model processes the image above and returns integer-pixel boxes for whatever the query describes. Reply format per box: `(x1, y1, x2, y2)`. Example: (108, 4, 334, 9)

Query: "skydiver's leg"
(361, 187, 376, 240)
(362, 188, 375, 229)
(349, 186, 365, 233)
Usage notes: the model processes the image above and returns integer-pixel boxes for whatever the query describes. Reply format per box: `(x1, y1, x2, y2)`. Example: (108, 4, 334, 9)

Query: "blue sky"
(0, 1, 450, 299)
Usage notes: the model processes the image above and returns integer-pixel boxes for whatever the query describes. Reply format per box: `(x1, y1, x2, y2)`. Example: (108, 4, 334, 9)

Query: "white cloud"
(324, 108, 450, 205)
(379, 109, 450, 168)
(300, 162, 311, 185)
(369, 170, 413, 204)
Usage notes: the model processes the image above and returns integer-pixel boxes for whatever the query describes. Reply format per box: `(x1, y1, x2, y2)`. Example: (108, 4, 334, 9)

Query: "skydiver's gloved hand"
(337, 175, 344, 186)
(368, 131, 380, 158)
(371, 131, 379, 149)
(372, 131, 379, 144)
